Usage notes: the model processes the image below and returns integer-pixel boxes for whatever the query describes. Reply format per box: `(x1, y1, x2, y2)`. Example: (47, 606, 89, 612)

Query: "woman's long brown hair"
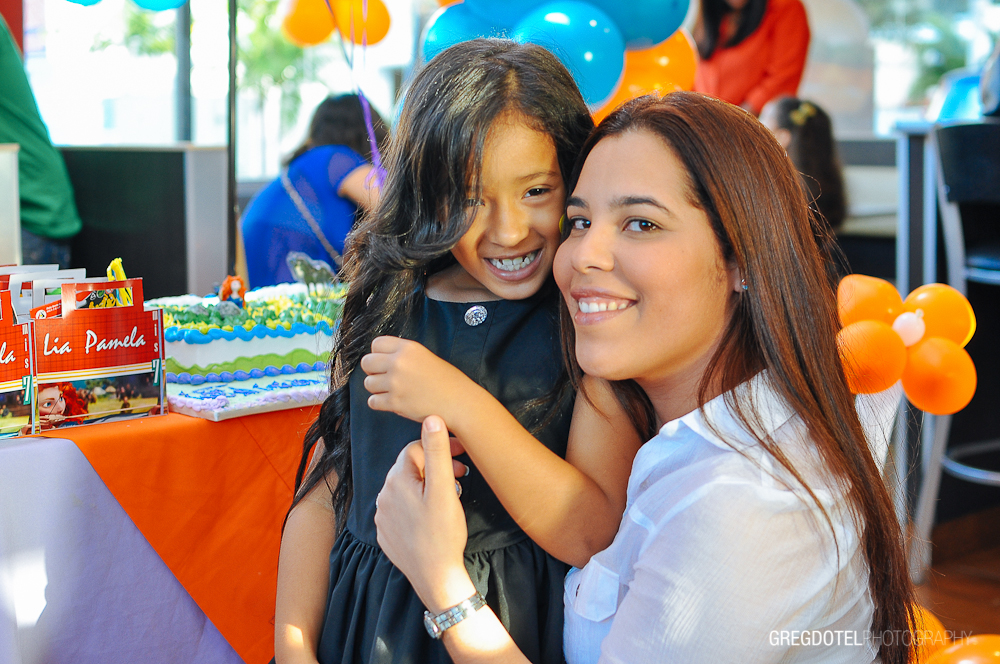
(561, 92, 915, 663)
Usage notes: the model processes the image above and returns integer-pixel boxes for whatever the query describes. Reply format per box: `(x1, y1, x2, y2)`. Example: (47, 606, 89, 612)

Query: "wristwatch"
(423, 591, 487, 639)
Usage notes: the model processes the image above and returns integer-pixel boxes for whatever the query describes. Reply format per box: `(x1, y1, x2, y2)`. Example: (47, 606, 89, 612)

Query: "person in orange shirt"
(693, 0, 810, 116)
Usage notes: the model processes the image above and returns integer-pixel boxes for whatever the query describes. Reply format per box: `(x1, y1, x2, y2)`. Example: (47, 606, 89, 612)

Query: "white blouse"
(563, 376, 881, 663)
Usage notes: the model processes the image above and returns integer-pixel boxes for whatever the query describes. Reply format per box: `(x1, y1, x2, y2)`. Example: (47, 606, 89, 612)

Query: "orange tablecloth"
(45, 408, 318, 664)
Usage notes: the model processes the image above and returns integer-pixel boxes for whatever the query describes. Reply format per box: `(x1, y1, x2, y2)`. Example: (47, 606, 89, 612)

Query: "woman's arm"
(375, 417, 531, 664)
(337, 164, 380, 210)
(361, 336, 644, 567)
(741, 0, 810, 115)
(273, 442, 338, 664)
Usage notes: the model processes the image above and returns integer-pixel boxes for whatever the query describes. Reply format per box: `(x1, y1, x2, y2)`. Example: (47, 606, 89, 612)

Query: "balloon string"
(359, 93, 386, 188)
(322, 0, 385, 189)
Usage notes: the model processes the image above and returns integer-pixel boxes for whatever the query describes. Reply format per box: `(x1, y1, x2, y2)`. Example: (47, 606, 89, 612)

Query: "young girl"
(760, 97, 847, 231)
(274, 40, 645, 664)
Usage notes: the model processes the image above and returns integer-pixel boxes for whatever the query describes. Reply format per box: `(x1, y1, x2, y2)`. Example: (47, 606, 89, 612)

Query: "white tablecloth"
(0, 436, 243, 664)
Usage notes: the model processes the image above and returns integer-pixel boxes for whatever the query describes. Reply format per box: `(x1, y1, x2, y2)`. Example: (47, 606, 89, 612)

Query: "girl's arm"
(375, 417, 531, 664)
(362, 336, 644, 568)
(273, 442, 337, 664)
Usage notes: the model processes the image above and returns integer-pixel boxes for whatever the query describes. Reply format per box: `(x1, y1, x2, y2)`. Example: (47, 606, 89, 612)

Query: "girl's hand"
(375, 416, 478, 613)
(39, 414, 66, 429)
(362, 336, 479, 425)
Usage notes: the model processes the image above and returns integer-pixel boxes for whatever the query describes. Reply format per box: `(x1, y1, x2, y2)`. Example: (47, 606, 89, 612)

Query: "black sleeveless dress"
(315, 286, 573, 664)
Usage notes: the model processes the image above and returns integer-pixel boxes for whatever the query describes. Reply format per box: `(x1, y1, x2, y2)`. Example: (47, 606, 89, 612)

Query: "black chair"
(911, 119, 1000, 582)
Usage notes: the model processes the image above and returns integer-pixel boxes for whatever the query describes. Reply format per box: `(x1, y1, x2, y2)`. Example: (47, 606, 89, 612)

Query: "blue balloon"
(512, 1, 625, 107)
(421, 3, 504, 63)
(65, 0, 102, 5)
(132, 0, 188, 9)
(589, 0, 690, 50)
(463, 0, 539, 28)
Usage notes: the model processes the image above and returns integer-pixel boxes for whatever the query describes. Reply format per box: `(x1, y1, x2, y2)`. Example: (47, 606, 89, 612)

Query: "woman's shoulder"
(627, 378, 850, 523)
(765, 0, 808, 21)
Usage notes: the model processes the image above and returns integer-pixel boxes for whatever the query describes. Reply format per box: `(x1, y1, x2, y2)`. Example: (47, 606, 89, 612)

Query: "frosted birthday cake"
(149, 280, 342, 420)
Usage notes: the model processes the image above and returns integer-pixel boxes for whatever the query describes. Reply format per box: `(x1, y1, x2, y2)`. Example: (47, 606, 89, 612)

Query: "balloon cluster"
(422, 0, 695, 109)
(282, 0, 391, 48)
(912, 605, 1000, 664)
(837, 275, 977, 416)
(66, 0, 187, 9)
(925, 634, 1000, 664)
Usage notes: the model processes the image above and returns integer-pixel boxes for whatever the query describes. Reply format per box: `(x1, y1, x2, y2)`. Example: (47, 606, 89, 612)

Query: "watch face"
(424, 611, 442, 639)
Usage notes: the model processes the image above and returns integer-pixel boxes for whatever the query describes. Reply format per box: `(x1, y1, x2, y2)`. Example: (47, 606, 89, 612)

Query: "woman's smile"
(554, 129, 739, 407)
(570, 288, 636, 320)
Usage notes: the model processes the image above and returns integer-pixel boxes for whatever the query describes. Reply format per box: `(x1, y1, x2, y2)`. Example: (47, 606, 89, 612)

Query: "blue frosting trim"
(167, 321, 336, 345)
(165, 361, 329, 384)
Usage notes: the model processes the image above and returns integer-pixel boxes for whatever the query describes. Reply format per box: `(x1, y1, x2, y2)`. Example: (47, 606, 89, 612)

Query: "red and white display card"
(0, 290, 34, 438)
(30, 279, 165, 433)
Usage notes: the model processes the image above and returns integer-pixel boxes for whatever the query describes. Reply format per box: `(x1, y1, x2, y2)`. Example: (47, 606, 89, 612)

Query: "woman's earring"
(559, 214, 567, 234)
(741, 278, 748, 291)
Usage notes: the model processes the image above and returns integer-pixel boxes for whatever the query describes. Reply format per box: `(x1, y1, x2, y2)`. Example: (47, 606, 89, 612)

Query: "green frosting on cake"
(166, 348, 327, 376)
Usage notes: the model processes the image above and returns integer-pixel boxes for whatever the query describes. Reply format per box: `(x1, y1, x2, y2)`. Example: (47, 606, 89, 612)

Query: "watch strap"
(423, 592, 487, 639)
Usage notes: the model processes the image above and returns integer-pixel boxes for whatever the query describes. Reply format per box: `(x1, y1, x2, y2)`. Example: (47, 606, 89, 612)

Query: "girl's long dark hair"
(285, 93, 389, 165)
(769, 97, 848, 231)
(290, 39, 593, 535)
(561, 92, 915, 664)
(696, 0, 769, 60)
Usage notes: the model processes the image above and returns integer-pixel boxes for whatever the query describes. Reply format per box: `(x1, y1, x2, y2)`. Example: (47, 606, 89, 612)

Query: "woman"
(761, 96, 847, 232)
(373, 92, 916, 663)
(241, 94, 389, 287)
(693, 0, 810, 115)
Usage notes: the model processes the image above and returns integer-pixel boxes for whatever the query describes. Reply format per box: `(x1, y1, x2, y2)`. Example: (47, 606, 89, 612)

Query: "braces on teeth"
(490, 251, 538, 272)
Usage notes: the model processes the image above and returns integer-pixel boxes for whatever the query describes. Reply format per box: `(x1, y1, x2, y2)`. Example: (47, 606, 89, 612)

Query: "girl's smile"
(431, 112, 564, 302)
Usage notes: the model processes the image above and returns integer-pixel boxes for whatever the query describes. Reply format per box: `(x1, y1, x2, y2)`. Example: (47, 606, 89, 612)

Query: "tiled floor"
(917, 544, 1000, 637)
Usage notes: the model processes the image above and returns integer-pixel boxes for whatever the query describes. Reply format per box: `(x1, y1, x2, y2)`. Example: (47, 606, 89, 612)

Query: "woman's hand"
(362, 337, 486, 427)
(374, 416, 478, 613)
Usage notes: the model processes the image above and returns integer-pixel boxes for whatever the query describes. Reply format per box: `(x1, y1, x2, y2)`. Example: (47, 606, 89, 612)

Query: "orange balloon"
(838, 274, 903, 327)
(282, 0, 335, 46)
(904, 283, 976, 348)
(593, 30, 696, 123)
(902, 337, 977, 415)
(837, 320, 907, 394)
(913, 606, 951, 663)
(332, 0, 391, 45)
(437, 0, 461, 5)
(925, 634, 1000, 664)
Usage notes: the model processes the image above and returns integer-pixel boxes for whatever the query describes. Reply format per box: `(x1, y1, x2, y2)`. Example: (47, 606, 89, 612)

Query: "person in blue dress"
(240, 94, 389, 287)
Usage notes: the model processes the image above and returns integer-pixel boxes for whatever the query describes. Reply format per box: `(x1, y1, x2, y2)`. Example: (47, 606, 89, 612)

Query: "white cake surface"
(167, 371, 329, 421)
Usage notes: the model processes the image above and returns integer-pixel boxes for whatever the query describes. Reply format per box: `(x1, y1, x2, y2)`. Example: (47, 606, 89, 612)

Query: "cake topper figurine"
(286, 251, 338, 294)
(219, 275, 247, 308)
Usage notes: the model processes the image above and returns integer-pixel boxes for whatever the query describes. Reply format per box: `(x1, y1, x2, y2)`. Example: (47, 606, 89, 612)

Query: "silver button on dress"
(464, 305, 488, 326)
